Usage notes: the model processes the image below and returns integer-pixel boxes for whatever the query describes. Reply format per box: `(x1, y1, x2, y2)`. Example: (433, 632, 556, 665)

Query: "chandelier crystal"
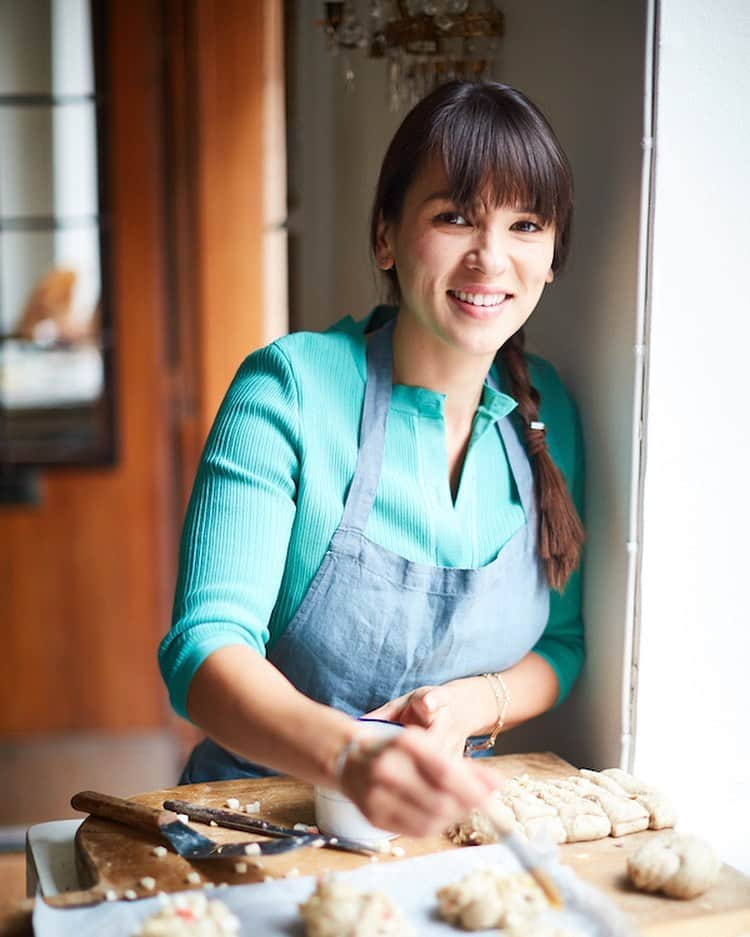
(321, 1, 504, 109)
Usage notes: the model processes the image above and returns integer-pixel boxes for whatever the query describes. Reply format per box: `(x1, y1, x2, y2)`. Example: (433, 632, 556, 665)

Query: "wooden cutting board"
(49, 753, 750, 936)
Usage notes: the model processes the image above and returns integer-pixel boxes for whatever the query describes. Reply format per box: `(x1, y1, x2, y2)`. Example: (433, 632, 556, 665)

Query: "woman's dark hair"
(370, 80, 582, 591)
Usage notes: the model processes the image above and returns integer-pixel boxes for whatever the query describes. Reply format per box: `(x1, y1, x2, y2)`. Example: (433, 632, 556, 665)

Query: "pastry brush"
(482, 798, 638, 936)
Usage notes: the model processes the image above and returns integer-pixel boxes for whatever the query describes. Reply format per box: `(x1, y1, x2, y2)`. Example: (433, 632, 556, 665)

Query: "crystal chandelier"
(321, 1, 504, 110)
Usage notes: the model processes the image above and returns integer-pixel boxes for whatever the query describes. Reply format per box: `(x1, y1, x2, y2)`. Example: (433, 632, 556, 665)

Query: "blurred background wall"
(0, 0, 284, 833)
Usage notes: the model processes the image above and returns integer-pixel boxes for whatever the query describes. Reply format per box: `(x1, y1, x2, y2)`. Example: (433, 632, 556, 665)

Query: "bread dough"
(533, 787, 611, 842)
(522, 815, 568, 844)
(447, 768, 673, 847)
(447, 795, 523, 845)
(506, 791, 558, 824)
(601, 768, 657, 796)
(633, 789, 678, 831)
(552, 778, 650, 837)
(598, 768, 677, 830)
(495, 786, 567, 844)
(135, 893, 240, 936)
(299, 877, 415, 937)
(627, 833, 721, 899)
(579, 768, 630, 798)
(437, 867, 548, 931)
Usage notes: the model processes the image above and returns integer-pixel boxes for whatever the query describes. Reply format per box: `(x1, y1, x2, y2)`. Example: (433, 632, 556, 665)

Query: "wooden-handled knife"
(71, 790, 323, 859)
(163, 798, 381, 856)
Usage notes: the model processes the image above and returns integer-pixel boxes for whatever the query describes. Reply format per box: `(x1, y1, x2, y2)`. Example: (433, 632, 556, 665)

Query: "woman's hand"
(338, 727, 502, 837)
(366, 685, 470, 759)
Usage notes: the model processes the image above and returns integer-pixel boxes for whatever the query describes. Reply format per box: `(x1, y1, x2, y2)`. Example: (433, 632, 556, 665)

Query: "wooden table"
(3, 753, 749, 935)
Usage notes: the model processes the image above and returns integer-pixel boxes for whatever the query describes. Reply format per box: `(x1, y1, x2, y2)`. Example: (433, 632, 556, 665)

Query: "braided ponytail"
(499, 328, 584, 592)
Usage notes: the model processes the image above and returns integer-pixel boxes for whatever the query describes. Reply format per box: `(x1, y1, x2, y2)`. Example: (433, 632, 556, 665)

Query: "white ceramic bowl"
(314, 718, 403, 843)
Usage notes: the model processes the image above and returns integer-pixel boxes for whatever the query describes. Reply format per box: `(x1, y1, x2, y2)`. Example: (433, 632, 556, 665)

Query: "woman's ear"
(545, 268, 555, 284)
(375, 215, 395, 270)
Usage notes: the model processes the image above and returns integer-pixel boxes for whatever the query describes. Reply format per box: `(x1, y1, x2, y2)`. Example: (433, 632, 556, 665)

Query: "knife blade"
(163, 799, 384, 856)
(71, 790, 324, 859)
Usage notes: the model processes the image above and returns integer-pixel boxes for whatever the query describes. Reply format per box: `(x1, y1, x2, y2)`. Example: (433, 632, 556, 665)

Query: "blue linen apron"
(180, 317, 549, 783)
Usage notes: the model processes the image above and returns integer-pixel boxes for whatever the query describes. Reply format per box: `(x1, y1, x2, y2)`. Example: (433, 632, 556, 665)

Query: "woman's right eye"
(435, 212, 470, 226)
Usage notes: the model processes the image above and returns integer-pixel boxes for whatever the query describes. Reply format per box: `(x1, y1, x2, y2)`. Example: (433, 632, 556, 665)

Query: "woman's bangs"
(431, 103, 564, 225)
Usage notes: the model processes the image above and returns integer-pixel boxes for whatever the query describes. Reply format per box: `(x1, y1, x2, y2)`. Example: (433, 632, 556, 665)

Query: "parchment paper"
(33, 842, 624, 936)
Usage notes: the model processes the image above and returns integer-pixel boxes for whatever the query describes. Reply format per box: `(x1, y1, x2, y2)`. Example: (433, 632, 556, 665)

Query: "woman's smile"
(447, 288, 512, 320)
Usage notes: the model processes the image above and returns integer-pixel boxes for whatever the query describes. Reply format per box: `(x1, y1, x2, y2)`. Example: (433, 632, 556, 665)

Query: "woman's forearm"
(445, 651, 560, 738)
(185, 646, 559, 788)
(186, 644, 359, 787)
(186, 644, 502, 838)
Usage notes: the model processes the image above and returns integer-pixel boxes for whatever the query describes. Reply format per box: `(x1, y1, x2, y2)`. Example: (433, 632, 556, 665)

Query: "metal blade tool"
(163, 799, 381, 855)
(71, 790, 323, 859)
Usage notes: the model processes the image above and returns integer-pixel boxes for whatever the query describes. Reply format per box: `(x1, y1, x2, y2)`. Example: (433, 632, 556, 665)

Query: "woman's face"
(378, 158, 556, 361)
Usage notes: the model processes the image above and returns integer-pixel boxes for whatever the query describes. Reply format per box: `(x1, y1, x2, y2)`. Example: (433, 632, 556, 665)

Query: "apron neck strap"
(340, 318, 536, 532)
(338, 317, 395, 531)
(486, 363, 537, 521)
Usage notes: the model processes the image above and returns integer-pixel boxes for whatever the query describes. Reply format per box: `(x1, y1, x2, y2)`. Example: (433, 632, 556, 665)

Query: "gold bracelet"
(464, 672, 511, 754)
(484, 671, 510, 746)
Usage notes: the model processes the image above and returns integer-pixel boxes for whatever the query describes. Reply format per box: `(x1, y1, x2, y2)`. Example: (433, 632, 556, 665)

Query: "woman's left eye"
(511, 219, 544, 233)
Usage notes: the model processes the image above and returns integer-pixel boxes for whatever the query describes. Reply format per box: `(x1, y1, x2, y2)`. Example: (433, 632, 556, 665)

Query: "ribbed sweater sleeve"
(159, 344, 300, 719)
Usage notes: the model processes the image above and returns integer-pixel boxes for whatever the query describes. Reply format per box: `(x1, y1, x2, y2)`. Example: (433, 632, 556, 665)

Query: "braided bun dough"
(299, 878, 415, 937)
(437, 868, 548, 931)
(135, 893, 240, 936)
(627, 833, 721, 899)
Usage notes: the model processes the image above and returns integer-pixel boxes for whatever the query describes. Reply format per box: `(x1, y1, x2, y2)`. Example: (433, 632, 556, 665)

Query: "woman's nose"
(465, 230, 509, 277)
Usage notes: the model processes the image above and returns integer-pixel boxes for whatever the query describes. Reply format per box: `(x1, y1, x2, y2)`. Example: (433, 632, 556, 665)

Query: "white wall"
(489, 0, 646, 773)
(634, 0, 750, 873)
(288, 18, 400, 333)
(291, 1, 646, 772)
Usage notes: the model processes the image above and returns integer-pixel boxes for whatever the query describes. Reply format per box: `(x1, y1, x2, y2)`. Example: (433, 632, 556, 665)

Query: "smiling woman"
(159, 80, 585, 840)
(370, 81, 580, 586)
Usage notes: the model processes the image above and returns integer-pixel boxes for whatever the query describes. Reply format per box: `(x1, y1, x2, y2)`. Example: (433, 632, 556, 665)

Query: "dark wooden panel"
(193, 0, 267, 440)
(0, 1, 173, 734)
(0, 0, 275, 752)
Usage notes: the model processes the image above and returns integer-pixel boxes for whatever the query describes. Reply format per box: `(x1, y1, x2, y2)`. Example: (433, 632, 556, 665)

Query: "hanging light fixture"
(321, 1, 504, 110)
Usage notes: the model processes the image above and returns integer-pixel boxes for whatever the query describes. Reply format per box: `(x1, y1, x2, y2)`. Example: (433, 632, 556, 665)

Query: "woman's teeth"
(449, 290, 507, 307)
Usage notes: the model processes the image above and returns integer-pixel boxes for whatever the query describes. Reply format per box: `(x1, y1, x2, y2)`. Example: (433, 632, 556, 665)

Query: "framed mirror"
(0, 0, 115, 473)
